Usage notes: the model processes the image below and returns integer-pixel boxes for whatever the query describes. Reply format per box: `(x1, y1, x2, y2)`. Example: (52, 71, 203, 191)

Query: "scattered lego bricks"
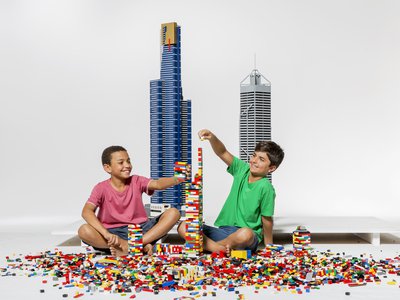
(293, 225, 311, 249)
(2, 246, 400, 298)
(265, 244, 284, 251)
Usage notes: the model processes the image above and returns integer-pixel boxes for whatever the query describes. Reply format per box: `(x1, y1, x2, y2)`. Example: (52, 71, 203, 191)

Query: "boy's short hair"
(102, 146, 127, 165)
(255, 141, 284, 168)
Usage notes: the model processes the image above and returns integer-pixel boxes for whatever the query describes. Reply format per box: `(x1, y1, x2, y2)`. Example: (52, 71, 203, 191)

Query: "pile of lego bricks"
(2, 245, 400, 298)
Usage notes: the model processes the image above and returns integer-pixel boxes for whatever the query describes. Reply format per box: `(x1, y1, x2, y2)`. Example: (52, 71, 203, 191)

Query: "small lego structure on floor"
(231, 250, 252, 259)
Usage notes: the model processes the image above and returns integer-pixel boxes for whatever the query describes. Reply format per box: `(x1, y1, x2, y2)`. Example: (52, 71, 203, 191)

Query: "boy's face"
(249, 151, 277, 177)
(103, 151, 132, 179)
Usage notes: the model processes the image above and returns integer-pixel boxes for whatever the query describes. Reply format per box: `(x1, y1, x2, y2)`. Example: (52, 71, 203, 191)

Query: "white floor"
(1, 231, 400, 300)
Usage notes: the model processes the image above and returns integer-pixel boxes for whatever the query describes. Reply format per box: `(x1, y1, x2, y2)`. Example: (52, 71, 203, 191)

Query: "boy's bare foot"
(110, 246, 117, 257)
(109, 244, 128, 257)
(143, 244, 153, 255)
(203, 236, 227, 253)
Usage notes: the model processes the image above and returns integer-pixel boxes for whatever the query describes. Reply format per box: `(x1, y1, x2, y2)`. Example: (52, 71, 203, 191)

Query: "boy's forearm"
(263, 229, 273, 245)
(209, 135, 227, 157)
(262, 216, 274, 245)
(149, 177, 182, 190)
(198, 129, 233, 166)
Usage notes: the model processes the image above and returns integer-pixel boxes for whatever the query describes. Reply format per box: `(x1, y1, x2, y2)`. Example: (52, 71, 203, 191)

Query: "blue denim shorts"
(203, 224, 259, 252)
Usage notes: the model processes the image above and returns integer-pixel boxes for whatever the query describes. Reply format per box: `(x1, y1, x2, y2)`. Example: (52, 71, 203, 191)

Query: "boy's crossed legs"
(78, 208, 180, 256)
(177, 223, 259, 255)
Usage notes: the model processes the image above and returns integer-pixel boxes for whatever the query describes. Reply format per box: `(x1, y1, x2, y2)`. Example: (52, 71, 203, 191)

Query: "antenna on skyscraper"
(254, 53, 257, 70)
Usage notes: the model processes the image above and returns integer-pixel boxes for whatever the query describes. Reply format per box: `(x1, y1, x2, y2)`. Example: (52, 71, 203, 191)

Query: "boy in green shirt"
(178, 129, 284, 253)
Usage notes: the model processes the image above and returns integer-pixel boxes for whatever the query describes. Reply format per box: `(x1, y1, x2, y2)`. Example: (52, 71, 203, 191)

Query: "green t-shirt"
(214, 156, 275, 242)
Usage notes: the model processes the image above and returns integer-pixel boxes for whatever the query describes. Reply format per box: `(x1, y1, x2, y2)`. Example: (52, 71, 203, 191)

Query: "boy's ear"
(268, 165, 277, 174)
(103, 164, 112, 174)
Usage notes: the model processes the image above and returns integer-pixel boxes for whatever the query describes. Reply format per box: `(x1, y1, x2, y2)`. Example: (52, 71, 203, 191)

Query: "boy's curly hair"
(101, 146, 127, 165)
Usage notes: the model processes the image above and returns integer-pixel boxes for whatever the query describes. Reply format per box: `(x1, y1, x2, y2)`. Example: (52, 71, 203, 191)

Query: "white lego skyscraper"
(239, 69, 271, 162)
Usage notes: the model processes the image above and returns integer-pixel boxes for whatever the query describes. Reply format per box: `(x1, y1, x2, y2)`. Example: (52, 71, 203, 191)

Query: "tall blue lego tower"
(150, 22, 192, 212)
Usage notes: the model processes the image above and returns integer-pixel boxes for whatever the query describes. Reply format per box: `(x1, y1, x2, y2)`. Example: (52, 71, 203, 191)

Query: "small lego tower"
(292, 225, 311, 249)
(128, 224, 143, 257)
(183, 148, 204, 258)
(154, 243, 170, 255)
(169, 244, 183, 255)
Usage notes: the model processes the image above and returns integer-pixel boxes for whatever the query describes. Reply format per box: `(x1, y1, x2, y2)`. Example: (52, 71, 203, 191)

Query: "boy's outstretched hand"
(197, 128, 233, 167)
(198, 129, 213, 141)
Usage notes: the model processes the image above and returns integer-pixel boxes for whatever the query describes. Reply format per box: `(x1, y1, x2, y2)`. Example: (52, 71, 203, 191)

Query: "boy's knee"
(166, 207, 181, 220)
(236, 228, 255, 244)
(78, 224, 92, 240)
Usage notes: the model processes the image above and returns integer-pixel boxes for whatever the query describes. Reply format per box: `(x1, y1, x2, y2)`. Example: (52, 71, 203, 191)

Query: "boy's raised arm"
(198, 129, 234, 167)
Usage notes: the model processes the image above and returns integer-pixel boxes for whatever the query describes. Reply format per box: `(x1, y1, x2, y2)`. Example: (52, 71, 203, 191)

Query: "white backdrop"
(1, 0, 399, 228)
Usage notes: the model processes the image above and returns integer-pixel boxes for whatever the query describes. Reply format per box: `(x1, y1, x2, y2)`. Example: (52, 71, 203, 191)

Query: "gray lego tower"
(239, 69, 271, 162)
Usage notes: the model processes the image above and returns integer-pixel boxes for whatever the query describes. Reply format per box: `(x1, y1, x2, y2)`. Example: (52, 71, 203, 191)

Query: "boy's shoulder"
(97, 177, 111, 185)
(229, 156, 249, 172)
(92, 178, 111, 191)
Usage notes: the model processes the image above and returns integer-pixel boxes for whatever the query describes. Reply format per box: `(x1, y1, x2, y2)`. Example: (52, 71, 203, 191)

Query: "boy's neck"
(110, 176, 128, 192)
(248, 173, 265, 183)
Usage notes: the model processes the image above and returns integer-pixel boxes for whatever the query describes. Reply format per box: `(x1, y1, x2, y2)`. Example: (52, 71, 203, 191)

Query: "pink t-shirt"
(87, 175, 153, 228)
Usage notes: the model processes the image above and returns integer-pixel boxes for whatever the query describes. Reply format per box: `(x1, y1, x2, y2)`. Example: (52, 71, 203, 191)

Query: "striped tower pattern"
(150, 22, 192, 212)
(240, 69, 272, 181)
(128, 224, 143, 257)
(292, 225, 312, 249)
(184, 148, 203, 258)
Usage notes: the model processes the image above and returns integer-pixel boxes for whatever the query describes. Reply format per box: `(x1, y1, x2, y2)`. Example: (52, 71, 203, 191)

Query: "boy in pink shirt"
(78, 145, 184, 256)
